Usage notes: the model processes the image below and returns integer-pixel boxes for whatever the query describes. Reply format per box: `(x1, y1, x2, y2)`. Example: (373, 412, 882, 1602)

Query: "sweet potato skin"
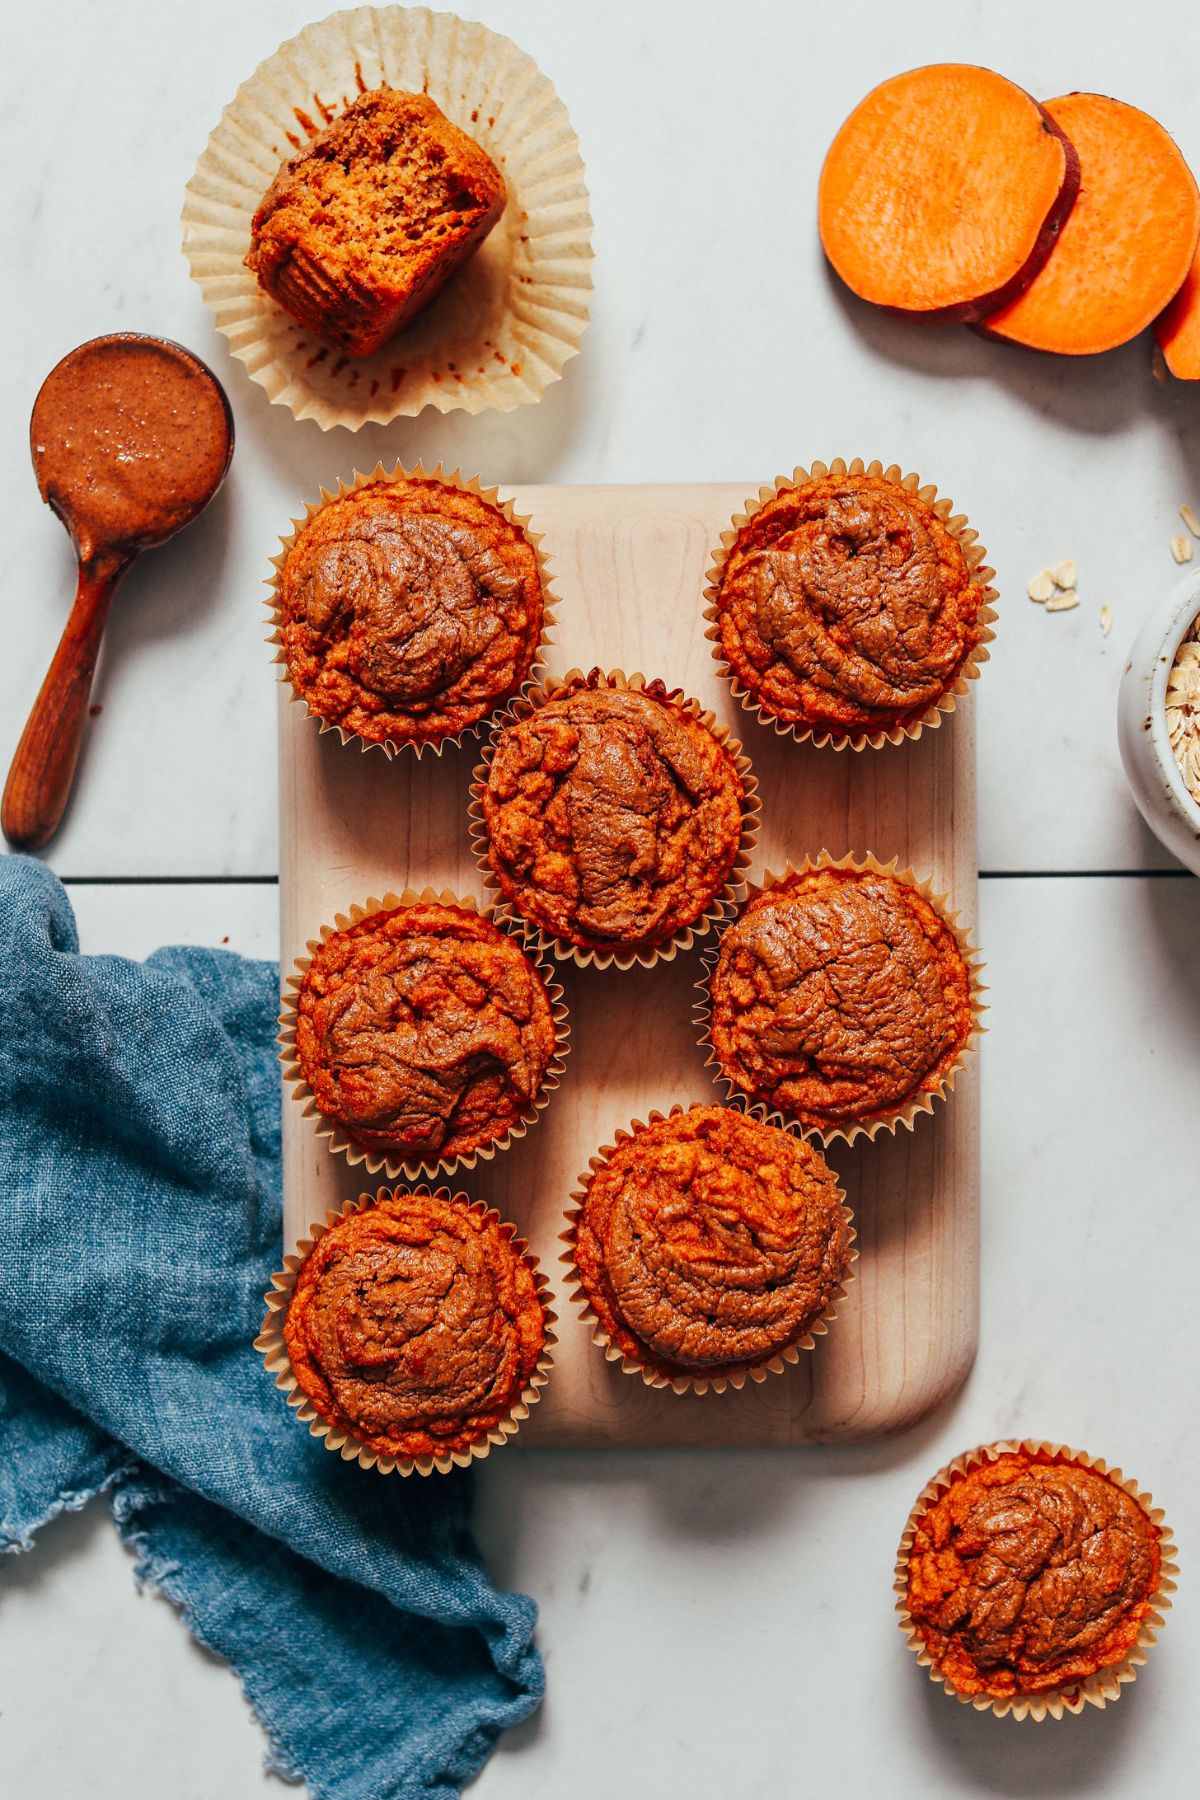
(979, 93, 1200, 356)
(819, 64, 1081, 324)
(1155, 246, 1200, 378)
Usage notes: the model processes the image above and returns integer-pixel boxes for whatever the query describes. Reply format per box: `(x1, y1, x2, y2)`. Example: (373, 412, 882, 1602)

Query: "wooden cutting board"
(278, 483, 980, 1445)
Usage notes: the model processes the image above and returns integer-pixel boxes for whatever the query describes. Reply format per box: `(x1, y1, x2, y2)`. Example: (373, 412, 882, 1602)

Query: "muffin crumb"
(246, 88, 506, 356)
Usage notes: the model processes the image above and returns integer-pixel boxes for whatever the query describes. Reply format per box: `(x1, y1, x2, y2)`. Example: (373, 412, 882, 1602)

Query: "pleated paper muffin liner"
(558, 1105, 857, 1396)
(895, 1439, 1178, 1719)
(695, 850, 986, 1147)
(704, 457, 998, 750)
(267, 462, 557, 758)
(182, 5, 593, 427)
(279, 887, 570, 1180)
(256, 1187, 555, 1474)
(468, 668, 762, 971)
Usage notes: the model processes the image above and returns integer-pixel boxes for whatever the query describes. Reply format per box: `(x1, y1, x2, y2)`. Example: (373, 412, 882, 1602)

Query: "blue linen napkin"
(0, 854, 543, 1800)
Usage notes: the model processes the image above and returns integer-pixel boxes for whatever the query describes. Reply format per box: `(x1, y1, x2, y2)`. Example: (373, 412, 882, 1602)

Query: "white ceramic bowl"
(1117, 568, 1200, 875)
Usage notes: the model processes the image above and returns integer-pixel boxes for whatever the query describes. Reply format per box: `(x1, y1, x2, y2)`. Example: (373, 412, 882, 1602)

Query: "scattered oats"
(1100, 604, 1113, 637)
(1049, 559, 1077, 589)
(1171, 535, 1193, 564)
(1166, 613, 1200, 805)
(1027, 570, 1055, 602)
(1045, 589, 1080, 612)
(1181, 503, 1200, 538)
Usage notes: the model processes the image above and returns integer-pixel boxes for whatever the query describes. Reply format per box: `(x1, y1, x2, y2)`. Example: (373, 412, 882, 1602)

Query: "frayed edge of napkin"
(110, 1477, 304, 1788)
(1, 1457, 135, 1556)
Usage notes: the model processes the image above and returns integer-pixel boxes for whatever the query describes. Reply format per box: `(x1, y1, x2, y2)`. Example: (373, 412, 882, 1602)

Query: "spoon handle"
(2, 553, 129, 852)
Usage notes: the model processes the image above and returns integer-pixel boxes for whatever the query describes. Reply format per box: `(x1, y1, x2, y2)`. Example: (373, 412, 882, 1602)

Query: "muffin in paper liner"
(181, 5, 593, 427)
(267, 461, 556, 759)
(468, 668, 762, 972)
(255, 1188, 556, 1474)
(703, 457, 998, 750)
(279, 887, 569, 1181)
(895, 1440, 1178, 1719)
(695, 850, 985, 1147)
(559, 1104, 857, 1397)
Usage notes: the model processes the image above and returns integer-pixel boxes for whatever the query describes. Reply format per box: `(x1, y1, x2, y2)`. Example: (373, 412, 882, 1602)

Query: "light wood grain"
(279, 483, 980, 1445)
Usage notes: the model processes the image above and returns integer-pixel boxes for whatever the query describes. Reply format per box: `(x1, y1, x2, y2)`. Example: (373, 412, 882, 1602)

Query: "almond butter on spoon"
(3, 334, 233, 851)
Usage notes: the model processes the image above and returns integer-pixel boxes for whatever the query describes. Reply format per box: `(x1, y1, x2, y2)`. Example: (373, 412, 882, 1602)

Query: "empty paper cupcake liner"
(695, 850, 986, 1147)
(703, 457, 998, 751)
(256, 1187, 556, 1474)
(895, 1439, 1178, 1719)
(468, 668, 762, 971)
(267, 462, 557, 758)
(182, 4, 593, 427)
(279, 886, 570, 1180)
(559, 1105, 857, 1396)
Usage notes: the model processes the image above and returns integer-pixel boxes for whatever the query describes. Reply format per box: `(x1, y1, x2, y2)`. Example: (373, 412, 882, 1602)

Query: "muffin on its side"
(246, 88, 506, 356)
(292, 900, 559, 1168)
(567, 1104, 853, 1387)
(276, 474, 545, 750)
(709, 460, 992, 745)
(900, 1444, 1169, 1709)
(478, 673, 750, 961)
(282, 1191, 549, 1464)
(706, 862, 975, 1139)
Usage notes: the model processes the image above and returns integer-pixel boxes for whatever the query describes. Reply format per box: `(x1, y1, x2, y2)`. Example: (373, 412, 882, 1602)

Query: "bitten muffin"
(903, 1448, 1164, 1701)
(707, 865, 974, 1135)
(569, 1105, 852, 1382)
(479, 675, 748, 957)
(711, 467, 986, 740)
(283, 1192, 547, 1463)
(246, 88, 506, 356)
(293, 901, 559, 1166)
(277, 476, 545, 749)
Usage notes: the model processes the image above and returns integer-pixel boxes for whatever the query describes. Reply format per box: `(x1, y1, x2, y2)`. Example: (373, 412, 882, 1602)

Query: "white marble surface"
(0, 875, 1195, 1799)
(3, 2, 1199, 1797)
(4, 0, 1200, 876)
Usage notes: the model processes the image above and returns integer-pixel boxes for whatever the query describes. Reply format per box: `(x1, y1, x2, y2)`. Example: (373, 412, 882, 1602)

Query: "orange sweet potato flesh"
(1155, 245, 1200, 377)
(981, 94, 1200, 355)
(819, 64, 1080, 322)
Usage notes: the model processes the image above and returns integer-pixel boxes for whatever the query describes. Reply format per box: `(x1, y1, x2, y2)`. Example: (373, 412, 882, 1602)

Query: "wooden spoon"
(3, 333, 233, 852)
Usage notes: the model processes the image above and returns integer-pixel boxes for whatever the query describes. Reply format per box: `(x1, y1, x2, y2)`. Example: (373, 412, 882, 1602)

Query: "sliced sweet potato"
(1155, 245, 1200, 377)
(819, 64, 1080, 321)
(981, 94, 1200, 354)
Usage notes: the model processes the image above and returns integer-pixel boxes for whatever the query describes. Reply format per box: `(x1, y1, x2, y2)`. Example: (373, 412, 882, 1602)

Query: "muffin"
(565, 1104, 853, 1390)
(245, 88, 506, 356)
(276, 1191, 551, 1468)
(275, 472, 547, 751)
(476, 671, 753, 963)
(707, 459, 994, 746)
(705, 860, 976, 1139)
(899, 1443, 1174, 1715)
(288, 899, 562, 1171)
